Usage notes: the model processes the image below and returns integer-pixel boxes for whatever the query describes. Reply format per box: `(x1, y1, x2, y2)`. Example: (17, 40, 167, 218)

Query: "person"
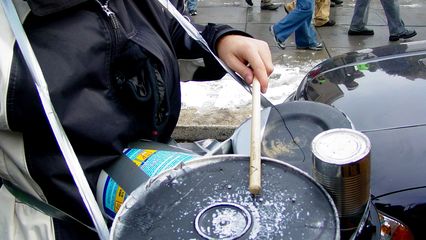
(245, 0, 282, 10)
(348, 0, 416, 41)
(270, 0, 323, 50)
(186, 0, 198, 16)
(284, 0, 335, 27)
(0, 0, 273, 239)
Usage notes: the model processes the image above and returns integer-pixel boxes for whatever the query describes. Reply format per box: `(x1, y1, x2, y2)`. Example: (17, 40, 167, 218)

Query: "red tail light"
(378, 211, 414, 240)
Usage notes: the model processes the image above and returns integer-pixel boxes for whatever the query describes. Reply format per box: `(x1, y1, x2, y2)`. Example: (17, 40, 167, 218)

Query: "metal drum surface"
(232, 101, 353, 174)
(110, 155, 340, 240)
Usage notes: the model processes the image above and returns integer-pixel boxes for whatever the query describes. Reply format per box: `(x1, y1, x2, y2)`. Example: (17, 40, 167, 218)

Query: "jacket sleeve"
(168, 0, 252, 81)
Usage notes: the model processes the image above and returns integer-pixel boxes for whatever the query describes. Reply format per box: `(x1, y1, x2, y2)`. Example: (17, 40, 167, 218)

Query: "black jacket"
(6, 0, 248, 238)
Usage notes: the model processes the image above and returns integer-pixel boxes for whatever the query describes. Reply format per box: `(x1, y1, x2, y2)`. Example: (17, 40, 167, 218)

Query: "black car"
(288, 40, 426, 239)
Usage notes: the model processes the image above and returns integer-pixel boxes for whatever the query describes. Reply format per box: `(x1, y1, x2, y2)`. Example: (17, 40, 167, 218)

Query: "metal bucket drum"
(232, 101, 353, 174)
(110, 155, 340, 239)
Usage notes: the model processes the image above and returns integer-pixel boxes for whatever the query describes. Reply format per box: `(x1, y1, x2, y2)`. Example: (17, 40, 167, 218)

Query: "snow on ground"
(180, 62, 322, 111)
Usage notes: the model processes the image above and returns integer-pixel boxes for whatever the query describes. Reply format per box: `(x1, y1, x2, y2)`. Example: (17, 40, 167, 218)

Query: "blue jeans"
(350, 0, 406, 35)
(272, 0, 318, 47)
(186, 0, 198, 12)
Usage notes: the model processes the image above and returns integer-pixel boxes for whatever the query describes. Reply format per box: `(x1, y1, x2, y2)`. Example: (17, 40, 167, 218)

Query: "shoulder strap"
(0, 1, 109, 238)
(3, 180, 96, 232)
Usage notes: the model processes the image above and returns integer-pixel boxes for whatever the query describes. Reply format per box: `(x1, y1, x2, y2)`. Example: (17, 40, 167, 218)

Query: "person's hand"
(216, 35, 273, 93)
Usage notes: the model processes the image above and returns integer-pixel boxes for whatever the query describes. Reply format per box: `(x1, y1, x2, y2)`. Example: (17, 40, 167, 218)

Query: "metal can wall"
(96, 145, 198, 220)
(311, 128, 371, 231)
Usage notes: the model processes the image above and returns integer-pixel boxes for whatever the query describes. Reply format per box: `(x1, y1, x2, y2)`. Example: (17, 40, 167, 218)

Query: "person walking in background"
(348, 0, 416, 41)
(245, 0, 282, 10)
(186, 0, 198, 16)
(284, 0, 335, 27)
(270, 0, 323, 50)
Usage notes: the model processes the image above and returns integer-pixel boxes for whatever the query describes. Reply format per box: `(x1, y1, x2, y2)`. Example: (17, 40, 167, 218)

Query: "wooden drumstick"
(249, 78, 262, 195)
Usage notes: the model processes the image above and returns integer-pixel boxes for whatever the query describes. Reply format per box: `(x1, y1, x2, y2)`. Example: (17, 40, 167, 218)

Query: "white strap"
(0, 1, 109, 239)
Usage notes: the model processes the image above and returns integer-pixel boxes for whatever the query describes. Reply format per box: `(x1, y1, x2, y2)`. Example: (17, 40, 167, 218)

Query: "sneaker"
(269, 25, 286, 49)
(245, 0, 253, 6)
(389, 29, 417, 41)
(317, 19, 335, 27)
(348, 28, 374, 36)
(261, 3, 281, 10)
(189, 10, 197, 16)
(297, 42, 324, 51)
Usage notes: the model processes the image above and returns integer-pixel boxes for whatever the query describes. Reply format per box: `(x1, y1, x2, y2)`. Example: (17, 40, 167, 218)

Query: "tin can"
(311, 128, 371, 231)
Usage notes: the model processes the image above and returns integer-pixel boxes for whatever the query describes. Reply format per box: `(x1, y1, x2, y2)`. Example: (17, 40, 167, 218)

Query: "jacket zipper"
(95, 0, 120, 30)
(95, 0, 120, 59)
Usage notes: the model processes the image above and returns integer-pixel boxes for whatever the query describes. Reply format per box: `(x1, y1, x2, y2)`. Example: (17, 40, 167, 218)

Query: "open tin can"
(312, 128, 371, 232)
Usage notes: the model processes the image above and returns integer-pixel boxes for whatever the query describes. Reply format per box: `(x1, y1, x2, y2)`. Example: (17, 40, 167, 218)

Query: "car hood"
(294, 41, 426, 196)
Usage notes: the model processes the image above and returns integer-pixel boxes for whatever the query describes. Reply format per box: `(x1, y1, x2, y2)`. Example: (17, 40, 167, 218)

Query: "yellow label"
(114, 186, 126, 212)
(132, 149, 156, 167)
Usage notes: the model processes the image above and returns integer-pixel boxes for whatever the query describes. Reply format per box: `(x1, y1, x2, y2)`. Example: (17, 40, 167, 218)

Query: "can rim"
(311, 128, 371, 165)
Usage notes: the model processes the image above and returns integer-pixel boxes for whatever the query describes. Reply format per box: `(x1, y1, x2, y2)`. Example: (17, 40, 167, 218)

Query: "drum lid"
(232, 101, 353, 173)
(111, 155, 339, 239)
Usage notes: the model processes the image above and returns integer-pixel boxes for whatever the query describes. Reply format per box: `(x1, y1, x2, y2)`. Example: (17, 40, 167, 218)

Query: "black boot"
(389, 29, 417, 41)
(331, 0, 343, 5)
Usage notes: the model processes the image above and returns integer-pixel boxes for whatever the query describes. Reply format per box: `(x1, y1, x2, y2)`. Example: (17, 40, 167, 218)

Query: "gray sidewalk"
(173, 0, 426, 141)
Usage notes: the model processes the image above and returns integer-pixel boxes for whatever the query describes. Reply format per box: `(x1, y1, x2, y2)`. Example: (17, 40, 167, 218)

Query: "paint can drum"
(311, 128, 371, 232)
(96, 140, 199, 220)
(110, 155, 340, 239)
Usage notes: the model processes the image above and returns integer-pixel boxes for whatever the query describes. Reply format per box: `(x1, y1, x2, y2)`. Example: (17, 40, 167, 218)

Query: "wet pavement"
(173, 0, 426, 141)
